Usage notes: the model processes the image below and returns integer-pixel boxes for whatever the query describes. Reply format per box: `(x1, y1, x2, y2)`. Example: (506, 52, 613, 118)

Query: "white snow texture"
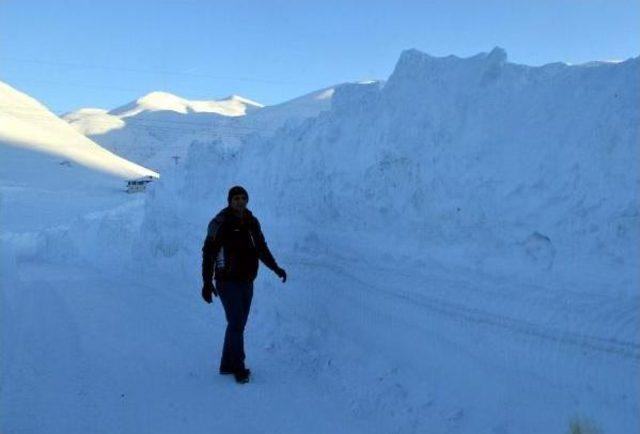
(1, 47, 639, 434)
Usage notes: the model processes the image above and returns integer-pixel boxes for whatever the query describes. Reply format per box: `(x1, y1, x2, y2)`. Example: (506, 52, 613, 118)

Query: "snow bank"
(1, 197, 146, 274)
(135, 47, 639, 296)
(18, 48, 638, 296)
(8, 46, 636, 309)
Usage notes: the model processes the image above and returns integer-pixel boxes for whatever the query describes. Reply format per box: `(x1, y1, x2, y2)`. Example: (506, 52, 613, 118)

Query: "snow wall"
(26, 47, 640, 296)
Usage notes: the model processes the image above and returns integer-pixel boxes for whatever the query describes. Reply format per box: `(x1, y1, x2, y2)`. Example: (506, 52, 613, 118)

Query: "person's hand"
(202, 281, 217, 303)
(275, 267, 287, 283)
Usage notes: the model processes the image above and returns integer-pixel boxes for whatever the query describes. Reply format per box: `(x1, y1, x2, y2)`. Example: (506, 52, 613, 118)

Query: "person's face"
(230, 194, 248, 212)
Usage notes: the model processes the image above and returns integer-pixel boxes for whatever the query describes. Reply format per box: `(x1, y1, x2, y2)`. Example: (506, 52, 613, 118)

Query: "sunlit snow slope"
(63, 86, 341, 172)
(0, 81, 158, 181)
(0, 81, 158, 231)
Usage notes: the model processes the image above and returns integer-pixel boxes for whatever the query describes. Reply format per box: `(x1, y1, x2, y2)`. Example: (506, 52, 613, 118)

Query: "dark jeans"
(216, 279, 254, 372)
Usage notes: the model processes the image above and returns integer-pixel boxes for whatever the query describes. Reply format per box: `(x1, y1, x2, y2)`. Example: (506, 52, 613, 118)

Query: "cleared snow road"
(2, 248, 638, 434)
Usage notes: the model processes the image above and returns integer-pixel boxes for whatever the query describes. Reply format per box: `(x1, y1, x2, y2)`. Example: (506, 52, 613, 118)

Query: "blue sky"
(1, 0, 639, 114)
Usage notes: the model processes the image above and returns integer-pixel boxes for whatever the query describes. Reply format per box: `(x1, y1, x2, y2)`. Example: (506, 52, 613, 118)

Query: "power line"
(0, 56, 322, 86)
(0, 74, 341, 115)
(0, 76, 153, 95)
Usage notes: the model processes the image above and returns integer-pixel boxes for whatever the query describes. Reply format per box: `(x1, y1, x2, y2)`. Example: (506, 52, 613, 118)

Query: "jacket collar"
(223, 206, 253, 223)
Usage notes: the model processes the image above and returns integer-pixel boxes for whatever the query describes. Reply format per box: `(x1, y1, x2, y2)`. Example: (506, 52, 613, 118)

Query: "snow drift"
(138, 47, 639, 296)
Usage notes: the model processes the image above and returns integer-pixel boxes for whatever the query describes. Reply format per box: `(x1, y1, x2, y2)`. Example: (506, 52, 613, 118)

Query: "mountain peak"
(137, 91, 184, 105)
(109, 91, 186, 117)
(109, 91, 263, 118)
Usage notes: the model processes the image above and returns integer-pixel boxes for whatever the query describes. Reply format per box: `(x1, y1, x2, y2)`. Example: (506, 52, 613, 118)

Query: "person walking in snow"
(201, 185, 287, 384)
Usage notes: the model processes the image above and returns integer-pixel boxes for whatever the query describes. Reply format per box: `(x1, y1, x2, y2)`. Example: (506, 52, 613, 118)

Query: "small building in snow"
(126, 176, 155, 193)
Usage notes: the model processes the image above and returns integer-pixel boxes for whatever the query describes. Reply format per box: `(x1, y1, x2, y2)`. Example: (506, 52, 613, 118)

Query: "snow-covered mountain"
(0, 81, 159, 231)
(64, 92, 263, 137)
(63, 85, 344, 172)
(242, 85, 340, 134)
(0, 81, 158, 183)
(109, 91, 263, 119)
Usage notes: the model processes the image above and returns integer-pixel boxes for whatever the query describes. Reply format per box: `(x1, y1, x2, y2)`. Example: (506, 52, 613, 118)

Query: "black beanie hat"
(227, 185, 249, 205)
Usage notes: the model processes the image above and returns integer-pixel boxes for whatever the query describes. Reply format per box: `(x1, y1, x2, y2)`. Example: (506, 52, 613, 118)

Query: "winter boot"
(234, 368, 251, 384)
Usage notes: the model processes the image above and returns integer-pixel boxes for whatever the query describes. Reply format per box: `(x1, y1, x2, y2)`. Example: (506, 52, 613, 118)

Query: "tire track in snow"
(297, 259, 640, 361)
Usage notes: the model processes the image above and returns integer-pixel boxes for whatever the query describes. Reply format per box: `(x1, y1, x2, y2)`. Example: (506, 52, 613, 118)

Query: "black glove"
(202, 281, 217, 303)
(274, 267, 287, 283)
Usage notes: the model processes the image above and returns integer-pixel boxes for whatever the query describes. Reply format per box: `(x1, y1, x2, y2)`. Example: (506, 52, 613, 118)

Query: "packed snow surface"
(2, 48, 639, 434)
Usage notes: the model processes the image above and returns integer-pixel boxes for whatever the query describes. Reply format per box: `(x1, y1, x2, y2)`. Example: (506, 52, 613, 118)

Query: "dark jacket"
(202, 207, 279, 283)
